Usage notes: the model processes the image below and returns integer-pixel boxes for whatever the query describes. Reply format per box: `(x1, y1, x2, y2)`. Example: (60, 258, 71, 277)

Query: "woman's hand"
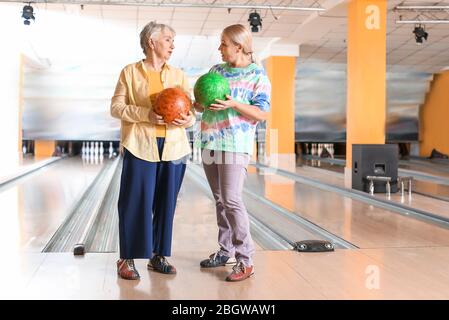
(209, 95, 236, 111)
(149, 110, 166, 125)
(171, 110, 194, 127)
(193, 101, 205, 112)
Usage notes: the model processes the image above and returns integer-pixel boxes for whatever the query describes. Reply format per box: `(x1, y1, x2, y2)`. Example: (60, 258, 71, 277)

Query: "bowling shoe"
(200, 251, 236, 268)
(117, 259, 140, 280)
(225, 261, 254, 282)
(148, 255, 177, 274)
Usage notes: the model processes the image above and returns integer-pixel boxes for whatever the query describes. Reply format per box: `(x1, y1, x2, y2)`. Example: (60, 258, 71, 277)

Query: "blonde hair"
(140, 21, 176, 55)
(222, 24, 255, 63)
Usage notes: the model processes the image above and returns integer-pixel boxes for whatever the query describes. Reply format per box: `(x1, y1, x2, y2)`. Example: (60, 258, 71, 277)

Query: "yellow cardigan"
(111, 60, 195, 162)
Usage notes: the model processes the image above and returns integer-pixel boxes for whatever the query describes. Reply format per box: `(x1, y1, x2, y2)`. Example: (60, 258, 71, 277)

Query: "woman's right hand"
(149, 110, 166, 125)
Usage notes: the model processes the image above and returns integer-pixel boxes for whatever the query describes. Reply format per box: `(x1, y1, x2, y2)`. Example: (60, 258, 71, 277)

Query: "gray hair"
(140, 21, 176, 55)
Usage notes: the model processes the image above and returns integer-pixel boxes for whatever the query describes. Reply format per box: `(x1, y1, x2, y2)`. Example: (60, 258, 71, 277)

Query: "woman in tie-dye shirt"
(194, 24, 271, 282)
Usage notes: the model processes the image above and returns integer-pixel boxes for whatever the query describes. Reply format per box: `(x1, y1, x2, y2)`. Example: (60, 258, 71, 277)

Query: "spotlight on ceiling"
(248, 11, 262, 33)
(22, 4, 35, 26)
(413, 24, 428, 44)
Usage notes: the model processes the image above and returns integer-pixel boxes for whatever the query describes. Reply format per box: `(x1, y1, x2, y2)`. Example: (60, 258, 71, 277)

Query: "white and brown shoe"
(225, 261, 254, 282)
(117, 259, 140, 280)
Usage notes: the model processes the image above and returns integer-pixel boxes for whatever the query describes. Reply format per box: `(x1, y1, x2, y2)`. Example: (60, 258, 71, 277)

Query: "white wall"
(0, 4, 22, 171)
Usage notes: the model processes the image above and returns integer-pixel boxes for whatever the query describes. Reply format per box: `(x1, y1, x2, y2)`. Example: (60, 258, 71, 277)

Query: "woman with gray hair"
(111, 21, 195, 280)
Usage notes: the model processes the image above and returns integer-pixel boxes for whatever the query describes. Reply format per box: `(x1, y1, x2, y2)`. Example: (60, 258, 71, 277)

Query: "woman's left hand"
(209, 95, 236, 111)
(171, 110, 193, 126)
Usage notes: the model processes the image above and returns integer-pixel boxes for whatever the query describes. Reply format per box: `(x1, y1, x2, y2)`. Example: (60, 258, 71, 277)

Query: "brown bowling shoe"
(225, 261, 254, 282)
(117, 259, 140, 280)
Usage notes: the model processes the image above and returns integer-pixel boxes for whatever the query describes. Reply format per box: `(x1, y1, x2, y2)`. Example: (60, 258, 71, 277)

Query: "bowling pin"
(94, 142, 99, 156)
(82, 145, 87, 163)
(318, 144, 323, 157)
(109, 142, 113, 159)
(100, 142, 104, 155)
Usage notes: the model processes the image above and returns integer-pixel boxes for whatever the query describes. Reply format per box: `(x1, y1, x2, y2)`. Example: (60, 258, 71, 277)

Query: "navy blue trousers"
(118, 138, 186, 259)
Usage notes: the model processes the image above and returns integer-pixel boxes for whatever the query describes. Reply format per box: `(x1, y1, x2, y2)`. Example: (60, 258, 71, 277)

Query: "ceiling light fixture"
(413, 24, 428, 45)
(248, 11, 262, 33)
(21, 3, 35, 25)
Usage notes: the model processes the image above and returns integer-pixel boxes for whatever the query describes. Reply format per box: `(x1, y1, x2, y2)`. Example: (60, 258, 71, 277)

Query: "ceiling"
(300, 0, 449, 73)
(2, 0, 449, 74)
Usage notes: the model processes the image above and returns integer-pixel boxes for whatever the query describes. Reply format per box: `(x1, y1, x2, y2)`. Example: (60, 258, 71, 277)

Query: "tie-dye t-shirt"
(197, 62, 271, 155)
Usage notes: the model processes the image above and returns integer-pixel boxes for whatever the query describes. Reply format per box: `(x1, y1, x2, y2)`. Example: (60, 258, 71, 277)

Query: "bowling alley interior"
(2, 0, 449, 300)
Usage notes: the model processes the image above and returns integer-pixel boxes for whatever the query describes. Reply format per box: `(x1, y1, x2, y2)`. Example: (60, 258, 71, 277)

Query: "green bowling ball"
(194, 72, 230, 109)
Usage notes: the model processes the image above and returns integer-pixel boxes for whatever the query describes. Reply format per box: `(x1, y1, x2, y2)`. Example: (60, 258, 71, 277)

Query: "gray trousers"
(202, 149, 255, 266)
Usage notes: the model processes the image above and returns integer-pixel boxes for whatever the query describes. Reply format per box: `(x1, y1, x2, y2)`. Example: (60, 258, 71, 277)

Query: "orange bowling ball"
(153, 87, 192, 123)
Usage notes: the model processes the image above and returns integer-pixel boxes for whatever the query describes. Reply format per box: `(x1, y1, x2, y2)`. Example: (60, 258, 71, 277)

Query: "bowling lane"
(245, 165, 449, 249)
(301, 157, 449, 181)
(295, 164, 449, 223)
(187, 164, 344, 249)
(172, 170, 267, 254)
(300, 158, 449, 202)
(302, 156, 449, 181)
(402, 159, 449, 177)
(0, 157, 106, 253)
(0, 154, 60, 186)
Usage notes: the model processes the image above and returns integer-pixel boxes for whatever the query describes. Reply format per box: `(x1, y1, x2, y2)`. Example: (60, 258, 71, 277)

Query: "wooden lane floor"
(0, 157, 105, 253)
(291, 164, 449, 222)
(169, 173, 264, 254)
(0, 153, 52, 180)
(6, 170, 449, 299)
(300, 158, 449, 201)
(400, 159, 449, 178)
(300, 157, 449, 179)
(3, 164, 449, 299)
(4, 248, 449, 299)
(245, 165, 449, 248)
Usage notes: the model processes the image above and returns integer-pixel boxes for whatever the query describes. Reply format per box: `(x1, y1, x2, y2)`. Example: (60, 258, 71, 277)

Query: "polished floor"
(0, 156, 103, 253)
(292, 162, 449, 222)
(5, 247, 449, 300)
(1, 154, 449, 299)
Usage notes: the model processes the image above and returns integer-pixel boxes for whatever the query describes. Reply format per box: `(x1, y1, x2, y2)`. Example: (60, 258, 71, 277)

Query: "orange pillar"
(346, 0, 387, 171)
(265, 56, 296, 169)
(264, 56, 296, 210)
(420, 71, 449, 157)
(34, 140, 56, 157)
